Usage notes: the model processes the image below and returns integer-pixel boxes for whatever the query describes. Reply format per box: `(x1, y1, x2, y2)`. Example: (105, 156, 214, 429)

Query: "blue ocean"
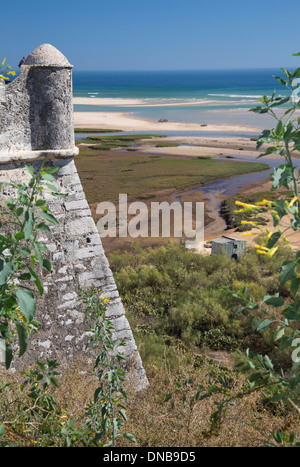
(72, 68, 289, 129)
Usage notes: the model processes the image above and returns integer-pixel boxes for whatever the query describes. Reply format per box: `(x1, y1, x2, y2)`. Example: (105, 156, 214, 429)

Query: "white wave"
(208, 93, 263, 99)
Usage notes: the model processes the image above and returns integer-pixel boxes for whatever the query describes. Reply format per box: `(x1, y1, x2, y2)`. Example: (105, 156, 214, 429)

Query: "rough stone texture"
(0, 44, 75, 155)
(0, 45, 148, 390)
(24, 44, 72, 68)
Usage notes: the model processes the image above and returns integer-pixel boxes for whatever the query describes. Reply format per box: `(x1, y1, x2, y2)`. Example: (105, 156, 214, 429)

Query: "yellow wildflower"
(254, 244, 268, 251)
(288, 196, 298, 208)
(254, 244, 279, 258)
(256, 199, 274, 206)
(241, 220, 256, 225)
(235, 201, 257, 210)
(267, 246, 278, 258)
(100, 292, 110, 305)
(256, 249, 268, 255)
(242, 232, 255, 236)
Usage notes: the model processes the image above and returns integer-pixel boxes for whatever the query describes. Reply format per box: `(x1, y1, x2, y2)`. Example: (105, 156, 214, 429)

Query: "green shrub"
(109, 242, 292, 358)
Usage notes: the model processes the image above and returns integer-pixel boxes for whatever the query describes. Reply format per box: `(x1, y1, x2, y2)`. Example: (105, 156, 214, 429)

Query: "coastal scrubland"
(1, 241, 298, 447)
(107, 241, 299, 447)
(54, 133, 297, 446)
(1, 130, 296, 447)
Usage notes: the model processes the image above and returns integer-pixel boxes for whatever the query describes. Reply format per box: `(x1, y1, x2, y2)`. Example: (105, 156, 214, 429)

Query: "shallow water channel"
(75, 131, 300, 240)
(175, 155, 300, 240)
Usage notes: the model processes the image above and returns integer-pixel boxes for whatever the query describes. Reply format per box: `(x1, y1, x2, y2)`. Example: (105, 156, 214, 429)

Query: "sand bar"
(73, 97, 248, 107)
(74, 111, 262, 133)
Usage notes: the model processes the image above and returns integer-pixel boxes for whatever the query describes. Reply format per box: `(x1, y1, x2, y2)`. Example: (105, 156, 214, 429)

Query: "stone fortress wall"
(0, 44, 148, 389)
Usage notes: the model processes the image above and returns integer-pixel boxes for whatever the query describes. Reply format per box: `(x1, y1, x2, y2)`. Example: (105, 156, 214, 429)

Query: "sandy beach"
(73, 109, 269, 159)
(73, 97, 224, 107)
(74, 107, 300, 160)
(74, 110, 262, 134)
(138, 136, 263, 158)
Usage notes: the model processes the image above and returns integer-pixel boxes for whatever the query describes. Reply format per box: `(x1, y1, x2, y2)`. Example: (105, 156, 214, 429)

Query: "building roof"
(24, 44, 72, 68)
(212, 236, 245, 244)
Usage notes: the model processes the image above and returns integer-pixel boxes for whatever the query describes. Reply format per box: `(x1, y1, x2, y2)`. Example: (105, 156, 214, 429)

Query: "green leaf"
(35, 199, 46, 206)
(273, 76, 286, 87)
(119, 408, 127, 422)
(24, 215, 34, 240)
(279, 260, 298, 285)
(263, 355, 273, 370)
(280, 335, 296, 350)
(35, 222, 51, 232)
(42, 258, 51, 272)
(123, 432, 136, 443)
(254, 318, 274, 331)
(39, 211, 59, 225)
(5, 343, 13, 369)
(272, 166, 293, 190)
(0, 260, 13, 286)
(15, 322, 28, 357)
(291, 277, 300, 296)
(281, 68, 292, 79)
(282, 302, 300, 321)
(36, 361, 46, 370)
(32, 242, 43, 267)
(15, 289, 36, 321)
(272, 199, 289, 226)
(25, 164, 35, 176)
(45, 183, 57, 192)
(250, 106, 269, 114)
(43, 166, 59, 175)
(273, 326, 285, 342)
(41, 173, 56, 181)
(266, 232, 281, 249)
(21, 247, 31, 256)
(274, 120, 284, 136)
(264, 295, 284, 307)
(28, 267, 44, 296)
(269, 96, 290, 107)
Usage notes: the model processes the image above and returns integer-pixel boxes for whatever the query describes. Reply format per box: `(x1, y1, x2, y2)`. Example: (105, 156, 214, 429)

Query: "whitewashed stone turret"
(0, 45, 148, 389)
(0, 44, 77, 159)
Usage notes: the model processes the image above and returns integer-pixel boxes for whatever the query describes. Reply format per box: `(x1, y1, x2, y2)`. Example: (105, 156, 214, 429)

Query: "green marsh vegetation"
(79, 133, 166, 151)
(75, 147, 269, 205)
(155, 142, 180, 148)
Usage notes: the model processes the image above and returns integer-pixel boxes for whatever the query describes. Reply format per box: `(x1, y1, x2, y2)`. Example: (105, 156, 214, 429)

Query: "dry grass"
(118, 351, 299, 448)
(1, 348, 299, 447)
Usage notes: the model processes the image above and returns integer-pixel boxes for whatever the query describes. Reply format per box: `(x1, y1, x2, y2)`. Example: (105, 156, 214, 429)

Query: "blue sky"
(3, 0, 300, 71)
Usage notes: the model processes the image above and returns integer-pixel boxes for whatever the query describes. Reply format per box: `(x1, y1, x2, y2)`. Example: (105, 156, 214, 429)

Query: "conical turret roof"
(24, 44, 72, 67)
